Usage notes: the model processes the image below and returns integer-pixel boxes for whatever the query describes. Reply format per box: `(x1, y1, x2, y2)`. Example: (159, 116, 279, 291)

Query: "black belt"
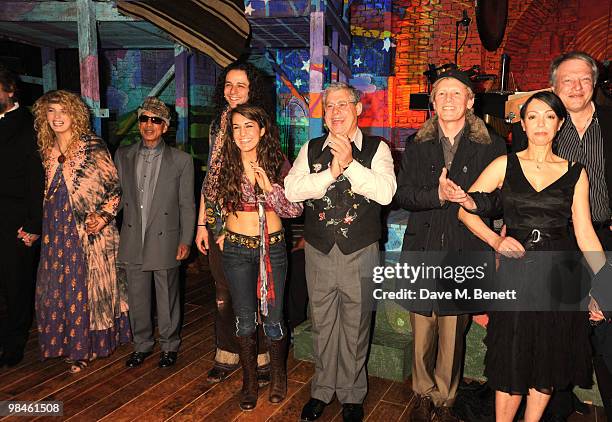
(507, 226, 570, 249)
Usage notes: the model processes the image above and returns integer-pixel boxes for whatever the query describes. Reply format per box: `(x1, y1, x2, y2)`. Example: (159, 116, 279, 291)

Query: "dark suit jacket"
(115, 141, 195, 270)
(0, 107, 44, 237)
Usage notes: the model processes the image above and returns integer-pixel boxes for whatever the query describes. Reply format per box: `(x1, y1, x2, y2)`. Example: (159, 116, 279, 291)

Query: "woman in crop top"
(215, 104, 302, 411)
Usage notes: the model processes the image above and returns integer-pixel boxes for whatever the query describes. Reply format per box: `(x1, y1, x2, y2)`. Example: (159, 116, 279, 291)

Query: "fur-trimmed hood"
(413, 109, 492, 145)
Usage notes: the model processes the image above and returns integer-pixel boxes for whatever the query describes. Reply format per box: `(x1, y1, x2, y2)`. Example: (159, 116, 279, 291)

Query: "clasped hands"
(85, 212, 107, 235)
(328, 133, 353, 179)
(439, 168, 524, 259)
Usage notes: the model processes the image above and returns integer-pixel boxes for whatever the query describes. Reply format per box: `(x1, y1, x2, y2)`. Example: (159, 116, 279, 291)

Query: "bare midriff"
(225, 210, 283, 236)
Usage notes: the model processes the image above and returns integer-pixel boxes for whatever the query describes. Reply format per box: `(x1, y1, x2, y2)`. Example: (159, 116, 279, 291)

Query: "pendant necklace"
(57, 139, 72, 164)
(577, 116, 592, 137)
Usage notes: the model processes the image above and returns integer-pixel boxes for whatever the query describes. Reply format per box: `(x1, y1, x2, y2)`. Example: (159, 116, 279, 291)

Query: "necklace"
(577, 116, 592, 134)
(56, 139, 73, 164)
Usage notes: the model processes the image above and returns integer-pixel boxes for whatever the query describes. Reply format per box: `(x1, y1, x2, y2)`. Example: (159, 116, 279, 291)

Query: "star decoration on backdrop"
(244, 3, 255, 15)
(353, 57, 362, 67)
(301, 59, 310, 71)
(294, 79, 303, 88)
(382, 38, 391, 52)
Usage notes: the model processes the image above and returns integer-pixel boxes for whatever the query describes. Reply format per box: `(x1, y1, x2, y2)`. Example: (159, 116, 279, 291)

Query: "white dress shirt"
(0, 102, 19, 120)
(284, 128, 397, 205)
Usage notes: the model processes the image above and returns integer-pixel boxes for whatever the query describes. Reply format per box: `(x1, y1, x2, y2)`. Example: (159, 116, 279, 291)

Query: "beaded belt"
(225, 230, 284, 249)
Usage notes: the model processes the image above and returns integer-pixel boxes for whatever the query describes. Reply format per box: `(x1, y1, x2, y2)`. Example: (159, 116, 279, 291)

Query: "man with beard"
(0, 64, 44, 366)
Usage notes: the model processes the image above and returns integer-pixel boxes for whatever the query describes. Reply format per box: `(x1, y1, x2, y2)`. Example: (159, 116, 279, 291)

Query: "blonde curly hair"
(32, 90, 93, 155)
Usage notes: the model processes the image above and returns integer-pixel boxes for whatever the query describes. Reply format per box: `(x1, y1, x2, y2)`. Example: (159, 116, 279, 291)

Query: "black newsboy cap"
(435, 68, 474, 91)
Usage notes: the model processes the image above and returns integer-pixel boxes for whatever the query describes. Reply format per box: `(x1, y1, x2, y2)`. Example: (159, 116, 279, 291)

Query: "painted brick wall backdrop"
(350, 0, 612, 143)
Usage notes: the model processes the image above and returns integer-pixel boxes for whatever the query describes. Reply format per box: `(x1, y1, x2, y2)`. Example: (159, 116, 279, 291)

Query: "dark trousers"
(593, 226, 612, 420)
(208, 229, 268, 364)
(0, 231, 37, 355)
(126, 264, 181, 353)
(222, 239, 287, 340)
(546, 225, 612, 418)
(286, 248, 308, 329)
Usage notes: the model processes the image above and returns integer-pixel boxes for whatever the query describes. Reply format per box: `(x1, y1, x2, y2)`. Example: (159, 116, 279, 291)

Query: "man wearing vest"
(285, 82, 396, 422)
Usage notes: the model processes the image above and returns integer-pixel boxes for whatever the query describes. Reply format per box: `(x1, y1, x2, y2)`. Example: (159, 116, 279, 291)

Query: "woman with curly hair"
(215, 104, 301, 410)
(32, 90, 130, 373)
(195, 60, 275, 384)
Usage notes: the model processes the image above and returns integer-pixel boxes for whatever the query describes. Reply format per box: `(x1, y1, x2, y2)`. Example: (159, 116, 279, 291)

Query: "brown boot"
(257, 363, 271, 387)
(236, 333, 258, 410)
(267, 336, 287, 403)
(411, 395, 433, 422)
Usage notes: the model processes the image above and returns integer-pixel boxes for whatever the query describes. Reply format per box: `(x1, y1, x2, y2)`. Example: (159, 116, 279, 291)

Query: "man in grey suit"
(115, 97, 195, 368)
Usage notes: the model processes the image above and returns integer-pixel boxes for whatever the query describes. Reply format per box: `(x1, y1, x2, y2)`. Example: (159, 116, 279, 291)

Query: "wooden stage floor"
(0, 258, 606, 421)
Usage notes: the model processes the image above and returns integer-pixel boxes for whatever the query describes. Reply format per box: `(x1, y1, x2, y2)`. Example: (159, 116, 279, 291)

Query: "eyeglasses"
(138, 115, 165, 125)
(324, 100, 356, 112)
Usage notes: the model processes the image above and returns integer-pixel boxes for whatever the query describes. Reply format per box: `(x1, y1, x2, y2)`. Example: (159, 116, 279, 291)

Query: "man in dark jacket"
(512, 51, 612, 422)
(0, 65, 44, 367)
(395, 69, 506, 422)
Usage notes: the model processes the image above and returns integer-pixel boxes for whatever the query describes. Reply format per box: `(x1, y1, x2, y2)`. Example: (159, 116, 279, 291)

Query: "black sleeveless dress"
(483, 153, 593, 394)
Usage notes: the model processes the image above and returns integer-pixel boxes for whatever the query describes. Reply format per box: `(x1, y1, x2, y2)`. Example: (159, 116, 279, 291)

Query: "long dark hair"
(218, 104, 284, 212)
(212, 61, 272, 127)
(520, 91, 567, 121)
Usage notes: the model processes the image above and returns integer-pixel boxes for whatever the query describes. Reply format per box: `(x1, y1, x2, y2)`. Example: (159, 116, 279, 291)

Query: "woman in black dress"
(456, 91, 606, 422)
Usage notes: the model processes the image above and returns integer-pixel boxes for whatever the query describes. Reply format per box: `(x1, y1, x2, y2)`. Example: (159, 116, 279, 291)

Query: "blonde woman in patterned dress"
(32, 90, 130, 373)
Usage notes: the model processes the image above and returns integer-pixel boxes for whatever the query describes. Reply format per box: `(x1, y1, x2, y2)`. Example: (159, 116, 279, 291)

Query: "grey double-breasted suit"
(115, 141, 195, 353)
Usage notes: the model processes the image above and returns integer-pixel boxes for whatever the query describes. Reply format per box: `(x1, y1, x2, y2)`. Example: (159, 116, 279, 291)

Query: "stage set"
(0, 0, 611, 420)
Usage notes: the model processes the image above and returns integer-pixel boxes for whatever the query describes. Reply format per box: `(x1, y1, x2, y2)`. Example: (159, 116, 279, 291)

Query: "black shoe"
(125, 351, 152, 368)
(207, 364, 237, 383)
(300, 398, 327, 421)
(342, 403, 364, 422)
(158, 351, 177, 368)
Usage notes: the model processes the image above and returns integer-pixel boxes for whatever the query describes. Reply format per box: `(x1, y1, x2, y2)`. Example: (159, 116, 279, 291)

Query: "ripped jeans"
(222, 236, 287, 340)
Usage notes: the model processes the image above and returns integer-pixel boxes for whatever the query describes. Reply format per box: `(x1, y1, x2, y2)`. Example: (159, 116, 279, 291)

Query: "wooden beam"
(0, 2, 136, 22)
(263, 51, 308, 110)
(309, 11, 325, 139)
(41, 47, 57, 92)
(339, 43, 349, 83)
(323, 46, 351, 81)
(331, 31, 339, 82)
(94, 2, 137, 22)
(324, 1, 350, 46)
(174, 44, 189, 148)
(77, 0, 101, 135)
(19, 75, 42, 85)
